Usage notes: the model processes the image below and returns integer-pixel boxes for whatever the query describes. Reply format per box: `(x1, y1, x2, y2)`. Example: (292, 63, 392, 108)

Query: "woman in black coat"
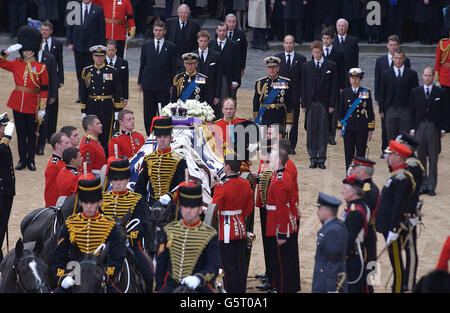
(415, 0, 441, 44)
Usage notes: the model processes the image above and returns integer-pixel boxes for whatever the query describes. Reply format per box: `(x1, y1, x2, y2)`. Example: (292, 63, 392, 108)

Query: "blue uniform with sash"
(171, 71, 208, 103)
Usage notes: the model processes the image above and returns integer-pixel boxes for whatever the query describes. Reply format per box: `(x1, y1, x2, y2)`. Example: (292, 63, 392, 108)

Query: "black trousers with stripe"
(219, 239, 247, 293)
(383, 231, 406, 293)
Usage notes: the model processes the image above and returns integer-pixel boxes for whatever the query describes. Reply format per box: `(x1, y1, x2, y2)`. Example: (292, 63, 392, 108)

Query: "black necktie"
(44, 40, 49, 52)
(340, 37, 344, 44)
(397, 68, 401, 78)
(228, 32, 232, 40)
(83, 5, 88, 25)
(181, 22, 185, 31)
(287, 54, 291, 68)
(325, 48, 329, 57)
(426, 87, 430, 99)
(109, 60, 113, 66)
(219, 41, 223, 51)
(201, 50, 205, 63)
(156, 40, 160, 53)
(316, 61, 320, 70)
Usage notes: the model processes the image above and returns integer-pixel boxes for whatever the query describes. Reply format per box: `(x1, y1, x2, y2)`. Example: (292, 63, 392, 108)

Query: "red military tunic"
(108, 130, 145, 158)
(265, 169, 297, 238)
(56, 165, 81, 197)
(0, 56, 48, 114)
(79, 135, 107, 173)
(212, 174, 254, 242)
(44, 154, 65, 207)
(434, 38, 450, 87)
(436, 236, 450, 273)
(213, 117, 246, 153)
(93, 0, 136, 41)
(285, 159, 300, 222)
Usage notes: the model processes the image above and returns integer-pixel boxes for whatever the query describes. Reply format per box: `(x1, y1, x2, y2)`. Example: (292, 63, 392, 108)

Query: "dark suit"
(340, 0, 364, 39)
(313, 0, 339, 39)
(106, 56, 129, 101)
(410, 85, 448, 192)
(379, 66, 419, 141)
(334, 34, 359, 81)
(282, 0, 306, 43)
(66, 3, 106, 99)
(37, 51, 58, 153)
(138, 38, 177, 136)
(165, 17, 201, 72)
(275, 51, 306, 151)
(228, 29, 248, 72)
(196, 48, 223, 118)
(301, 58, 338, 164)
(312, 217, 348, 293)
(209, 38, 241, 111)
(45, 37, 64, 141)
(375, 54, 411, 153)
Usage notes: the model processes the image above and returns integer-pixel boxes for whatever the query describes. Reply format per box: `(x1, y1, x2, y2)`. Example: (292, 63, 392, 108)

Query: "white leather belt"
(266, 205, 276, 211)
(220, 210, 242, 216)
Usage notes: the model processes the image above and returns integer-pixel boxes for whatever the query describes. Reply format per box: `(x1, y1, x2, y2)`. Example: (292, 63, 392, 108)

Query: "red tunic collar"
(392, 163, 407, 172)
(81, 211, 101, 219)
(182, 218, 201, 228)
(157, 147, 172, 154)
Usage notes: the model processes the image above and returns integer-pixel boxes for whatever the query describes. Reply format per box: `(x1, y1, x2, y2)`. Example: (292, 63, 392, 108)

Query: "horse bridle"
(13, 254, 49, 293)
(79, 258, 107, 293)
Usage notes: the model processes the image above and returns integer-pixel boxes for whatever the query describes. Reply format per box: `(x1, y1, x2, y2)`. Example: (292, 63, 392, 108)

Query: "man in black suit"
(0, 114, 15, 262)
(138, 21, 176, 136)
(301, 41, 338, 169)
(40, 21, 64, 143)
(334, 18, 359, 86)
(225, 14, 247, 82)
(195, 30, 222, 117)
(36, 49, 58, 155)
(379, 47, 419, 142)
(106, 40, 129, 108)
(312, 0, 339, 40)
(66, 0, 105, 102)
(165, 4, 201, 73)
(322, 27, 345, 146)
(275, 35, 306, 154)
(375, 35, 411, 158)
(410, 66, 448, 196)
(209, 22, 241, 112)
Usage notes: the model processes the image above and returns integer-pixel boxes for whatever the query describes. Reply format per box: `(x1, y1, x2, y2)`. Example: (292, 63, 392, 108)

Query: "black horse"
(71, 247, 109, 293)
(0, 238, 50, 293)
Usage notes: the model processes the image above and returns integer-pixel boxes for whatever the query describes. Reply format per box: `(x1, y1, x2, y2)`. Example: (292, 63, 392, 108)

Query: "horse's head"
(72, 246, 108, 293)
(13, 238, 50, 293)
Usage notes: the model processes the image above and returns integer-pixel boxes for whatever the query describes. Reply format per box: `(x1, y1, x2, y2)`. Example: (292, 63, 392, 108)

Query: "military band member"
(108, 109, 145, 159)
(134, 117, 187, 209)
(265, 148, 300, 293)
(44, 133, 71, 207)
(0, 114, 15, 262)
(338, 68, 375, 170)
(53, 174, 125, 293)
(79, 115, 107, 175)
(312, 192, 348, 293)
(56, 147, 82, 199)
(349, 156, 380, 293)
(80, 45, 124, 149)
(155, 181, 220, 293)
(0, 26, 49, 172)
(253, 56, 293, 131)
(101, 157, 154, 292)
(341, 174, 371, 293)
(171, 52, 208, 103)
(212, 155, 254, 293)
(375, 140, 415, 293)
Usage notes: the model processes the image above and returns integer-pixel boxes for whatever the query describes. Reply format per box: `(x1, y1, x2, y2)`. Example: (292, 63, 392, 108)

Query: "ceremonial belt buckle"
(266, 205, 276, 211)
(89, 95, 113, 100)
(105, 18, 126, 25)
(262, 103, 284, 109)
(15, 85, 39, 94)
(220, 210, 242, 216)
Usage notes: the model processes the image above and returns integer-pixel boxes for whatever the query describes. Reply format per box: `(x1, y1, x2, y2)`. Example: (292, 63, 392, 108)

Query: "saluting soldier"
(0, 26, 49, 172)
(0, 114, 15, 262)
(253, 56, 293, 132)
(338, 68, 375, 170)
(134, 117, 187, 210)
(101, 157, 154, 292)
(341, 174, 371, 293)
(170, 52, 208, 103)
(53, 174, 125, 293)
(349, 156, 380, 293)
(375, 140, 415, 293)
(155, 181, 221, 293)
(395, 133, 424, 291)
(108, 109, 145, 159)
(80, 45, 124, 149)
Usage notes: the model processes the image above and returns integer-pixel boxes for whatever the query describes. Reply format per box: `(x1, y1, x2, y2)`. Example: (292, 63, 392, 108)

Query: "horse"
(0, 238, 50, 293)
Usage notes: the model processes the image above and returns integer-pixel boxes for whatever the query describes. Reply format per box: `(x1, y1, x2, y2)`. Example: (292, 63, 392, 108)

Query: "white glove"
(114, 111, 119, 120)
(6, 43, 22, 54)
(386, 231, 399, 246)
(61, 276, 75, 289)
(38, 110, 46, 120)
(159, 194, 172, 206)
(181, 275, 201, 290)
(82, 113, 86, 119)
(285, 123, 293, 133)
(409, 216, 419, 227)
(4, 121, 14, 137)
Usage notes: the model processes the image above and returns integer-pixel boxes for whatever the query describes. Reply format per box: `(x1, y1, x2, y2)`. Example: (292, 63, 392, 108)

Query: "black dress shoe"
(428, 190, 436, 196)
(15, 161, 27, 170)
(310, 161, 317, 169)
(328, 138, 336, 145)
(419, 190, 428, 196)
(289, 148, 296, 155)
(318, 162, 326, 169)
(256, 281, 272, 291)
(36, 147, 44, 155)
(75, 98, 81, 103)
(27, 160, 36, 171)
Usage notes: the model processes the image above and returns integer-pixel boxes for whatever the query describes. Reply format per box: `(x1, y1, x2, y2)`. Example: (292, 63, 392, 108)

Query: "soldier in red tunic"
(57, 147, 83, 199)
(108, 109, 145, 158)
(79, 115, 107, 174)
(92, 0, 136, 57)
(0, 26, 48, 171)
(212, 155, 254, 293)
(434, 24, 450, 131)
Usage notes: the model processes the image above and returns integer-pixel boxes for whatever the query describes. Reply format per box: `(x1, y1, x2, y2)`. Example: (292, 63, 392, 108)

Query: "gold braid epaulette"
(257, 79, 268, 104)
(259, 169, 274, 207)
(173, 74, 184, 97)
(82, 67, 92, 88)
(25, 62, 45, 88)
(440, 39, 450, 65)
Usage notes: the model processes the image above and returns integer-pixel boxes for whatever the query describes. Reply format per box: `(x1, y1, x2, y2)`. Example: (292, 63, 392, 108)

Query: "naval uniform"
(171, 71, 208, 103)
